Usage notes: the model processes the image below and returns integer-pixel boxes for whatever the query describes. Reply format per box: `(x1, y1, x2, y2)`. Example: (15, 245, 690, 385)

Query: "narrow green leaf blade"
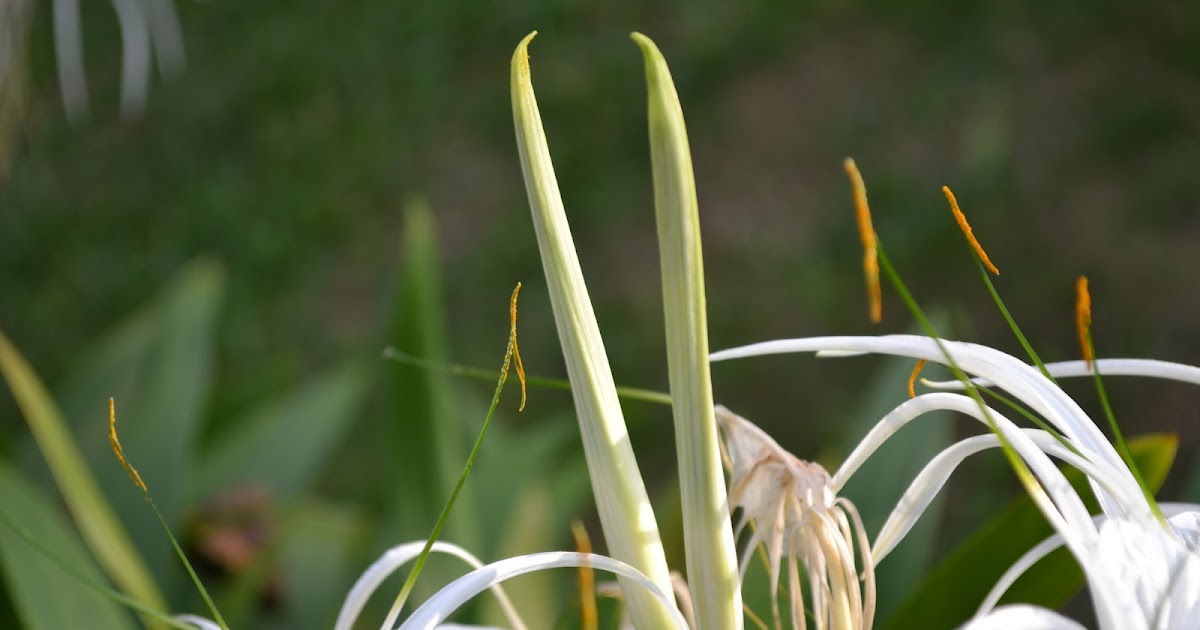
(50, 260, 222, 577)
(189, 360, 368, 502)
(632, 31, 741, 630)
(382, 198, 477, 547)
(882, 433, 1178, 630)
(0, 329, 167, 618)
(510, 31, 675, 628)
(0, 462, 136, 630)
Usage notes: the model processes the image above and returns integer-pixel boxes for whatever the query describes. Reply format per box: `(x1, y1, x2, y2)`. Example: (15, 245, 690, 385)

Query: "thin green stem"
(876, 244, 1042, 494)
(1083, 331, 1166, 523)
(383, 348, 672, 406)
(381, 288, 523, 628)
(969, 255, 1055, 383)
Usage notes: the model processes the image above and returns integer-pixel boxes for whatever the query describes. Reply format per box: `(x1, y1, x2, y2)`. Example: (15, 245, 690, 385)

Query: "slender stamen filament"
(943, 186, 999, 275)
(844, 158, 881, 323)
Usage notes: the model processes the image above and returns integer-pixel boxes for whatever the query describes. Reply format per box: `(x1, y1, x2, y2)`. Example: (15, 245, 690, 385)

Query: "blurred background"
(1, 1, 1199, 628)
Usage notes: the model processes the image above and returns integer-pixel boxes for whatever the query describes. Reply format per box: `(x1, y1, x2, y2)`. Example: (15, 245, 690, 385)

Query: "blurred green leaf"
(46, 259, 222, 578)
(0, 461, 136, 630)
(883, 433, 1177, 630)
(189, 361, 368, 502)
(383, 199, 476, 546)
(837, 313, 953, 620)
(279, 500, 370, 630)
(0, 327, 167, 618)
(477, 417, 592, 627)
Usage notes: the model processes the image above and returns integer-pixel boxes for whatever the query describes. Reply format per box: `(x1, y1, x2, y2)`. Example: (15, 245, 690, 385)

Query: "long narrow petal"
(510, 32, 675, 626)
(922, 359, 1200, 389)
(713, 335, 1147, 520)
(873, 426, 1132, 562)
(335, 541, 525, 630)
(401, 552, 691, 630)
(633, 31, 742, 630)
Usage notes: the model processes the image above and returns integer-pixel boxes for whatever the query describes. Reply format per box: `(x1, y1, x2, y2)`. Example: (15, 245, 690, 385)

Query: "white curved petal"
(1095, 517, 1200, 629)
(1169, 511, 1200, 553)
(922, 358, 1200, 389)
(174, 615, 222, 630)
(334, 541, 526, 630)
(872, 424, 1132, 563)
(712, 335, 1151, 522)
(958, 604, 1087, 630)
(400, 552, 689, 630)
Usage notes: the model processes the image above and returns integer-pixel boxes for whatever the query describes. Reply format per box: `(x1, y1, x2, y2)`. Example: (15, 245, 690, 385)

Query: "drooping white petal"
(334, 541, 526, 630)
(872, 425, 1132, 562)
(713, 335, 1151, 523)
(921, 358, 1200, 389)
(400, 552, 690, 630)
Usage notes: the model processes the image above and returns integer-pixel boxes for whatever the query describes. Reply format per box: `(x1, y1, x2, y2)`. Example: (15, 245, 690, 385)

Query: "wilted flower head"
(716, 405, 875, 630)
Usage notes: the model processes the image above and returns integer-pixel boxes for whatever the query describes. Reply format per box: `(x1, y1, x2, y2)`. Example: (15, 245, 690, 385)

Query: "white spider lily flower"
(711, 334, 1200, 629)
(715, 405, 875, 630)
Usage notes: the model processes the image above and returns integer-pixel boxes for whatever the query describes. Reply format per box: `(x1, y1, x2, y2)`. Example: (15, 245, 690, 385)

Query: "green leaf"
(511, 30, 674, 629)
(882, 433, 1178, 630)
(0, 328, 167, 619)
(48, 259, 222, 578)
(0, 461, 136, 630)
(632, 30, 741, 630)
(189, 360, 368, 502)
(837, 313, 953, 620)
(279, 501, 370, 630)
(382, 198, 477, 547)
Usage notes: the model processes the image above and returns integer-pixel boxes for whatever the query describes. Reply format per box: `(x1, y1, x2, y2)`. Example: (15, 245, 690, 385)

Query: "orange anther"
(943, 186, 999, 275)
(509, 283, 527, 411)
(108, 398, 147, 493)
(1075, 276, 1093, 369)
(571, 521, 597, 630)
(907, 359, 927, 399)
(844, 158, 881, 323)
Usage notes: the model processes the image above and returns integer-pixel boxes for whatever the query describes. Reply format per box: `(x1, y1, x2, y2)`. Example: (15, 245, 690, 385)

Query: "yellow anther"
(571, 521, 598, 630)
(108, 398, 147, 494)
(844, 157, 881, 323)
(1075, 275, 1093, 369)
(907, 359, 927, 399)
(943, 186, 999, 275)
(509, 282, 527, 411)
